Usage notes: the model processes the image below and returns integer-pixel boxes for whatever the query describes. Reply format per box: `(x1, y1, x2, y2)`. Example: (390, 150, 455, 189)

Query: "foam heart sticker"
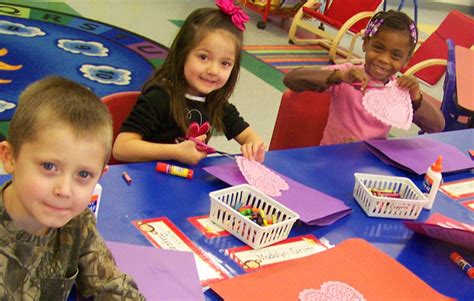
(186, 121, 210, 138)
(236, 156, 289, 197)
(362, 82, 413, 130)
(298, 281, 366, 301)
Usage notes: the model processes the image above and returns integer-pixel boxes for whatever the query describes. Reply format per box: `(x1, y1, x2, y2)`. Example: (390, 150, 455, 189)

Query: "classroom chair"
(438, 40, 472, 131)
(404, 40, 472, 131)
(101, 91, 140, 165)
(401, 10, 474, 86)
(383, 0, 418, 25)
(269, 89, 331, 150)
(288, 0, 382, 64)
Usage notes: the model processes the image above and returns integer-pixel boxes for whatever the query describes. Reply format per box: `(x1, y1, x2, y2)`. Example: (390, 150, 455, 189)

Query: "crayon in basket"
(236, 205, 277, 227)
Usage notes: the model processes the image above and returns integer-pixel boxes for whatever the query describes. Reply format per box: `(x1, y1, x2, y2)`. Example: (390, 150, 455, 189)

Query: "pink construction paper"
(366, 137, 474, 175)
(203, 163, 351, 226)
(362, 82, 413, 130)
(106, 241, 204, 301)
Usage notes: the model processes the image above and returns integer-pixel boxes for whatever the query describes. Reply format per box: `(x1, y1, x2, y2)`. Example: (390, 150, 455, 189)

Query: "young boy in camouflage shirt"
(0, 77, 145, 300)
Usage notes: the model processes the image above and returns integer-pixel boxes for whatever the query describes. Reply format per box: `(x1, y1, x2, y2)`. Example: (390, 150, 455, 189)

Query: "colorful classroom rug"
(243, 44, 336, 74)
(0, 2, 168, 134)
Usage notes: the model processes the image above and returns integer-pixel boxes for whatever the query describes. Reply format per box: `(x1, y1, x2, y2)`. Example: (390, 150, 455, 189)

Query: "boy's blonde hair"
(7, 76, 113, 163)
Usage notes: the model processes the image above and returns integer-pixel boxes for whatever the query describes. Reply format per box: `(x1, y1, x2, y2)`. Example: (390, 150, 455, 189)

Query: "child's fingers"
(241, 143, 266, 162)
(397, 77, 418, 90)
(255, 143, 266, 163)
(177, 141, 207, 165)
(355, 72, 369, 92)
(240, 144, 252, 160)
(397, 77, 421, 100)
(195, 134, 207, 142)
(397, 75, 417, 87)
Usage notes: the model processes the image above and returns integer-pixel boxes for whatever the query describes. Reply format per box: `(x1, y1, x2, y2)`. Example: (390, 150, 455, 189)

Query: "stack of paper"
(365, 137, 474, 175)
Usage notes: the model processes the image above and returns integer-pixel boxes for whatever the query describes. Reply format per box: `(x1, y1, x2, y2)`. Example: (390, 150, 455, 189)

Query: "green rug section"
(241, 51, 285, 92)
(169, 19, 285, 92)
(0, 122, 9, 138)
(169, 19, 184, 27)
(0, 0, 79, 16)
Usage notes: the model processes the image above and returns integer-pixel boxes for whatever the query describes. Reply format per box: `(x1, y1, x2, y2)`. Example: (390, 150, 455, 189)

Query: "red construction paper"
(210, 238, 453, 301)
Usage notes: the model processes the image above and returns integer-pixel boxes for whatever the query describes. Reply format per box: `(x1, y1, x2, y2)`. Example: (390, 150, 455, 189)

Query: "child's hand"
(340, 68, 369, 91)
(397, 75, 421, 101)
(241, 142, 265, 163)
(176, 140, 208, 165)
(194, 134, 207, 143)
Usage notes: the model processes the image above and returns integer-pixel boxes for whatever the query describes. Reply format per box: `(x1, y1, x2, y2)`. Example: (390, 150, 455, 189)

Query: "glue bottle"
(422, 155, 443, 210)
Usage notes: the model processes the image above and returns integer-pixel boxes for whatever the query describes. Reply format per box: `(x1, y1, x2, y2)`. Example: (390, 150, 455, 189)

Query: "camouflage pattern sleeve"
(75, 210, 146, 300)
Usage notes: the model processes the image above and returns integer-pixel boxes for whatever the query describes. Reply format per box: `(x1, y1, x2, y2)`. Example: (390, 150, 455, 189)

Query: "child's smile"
(363, 29, 411, 83)
(184, 30, 236, 96)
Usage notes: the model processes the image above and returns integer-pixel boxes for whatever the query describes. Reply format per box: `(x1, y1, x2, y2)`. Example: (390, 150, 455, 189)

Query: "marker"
(450, 251, 474, 279)
(122, 171, 132, 185)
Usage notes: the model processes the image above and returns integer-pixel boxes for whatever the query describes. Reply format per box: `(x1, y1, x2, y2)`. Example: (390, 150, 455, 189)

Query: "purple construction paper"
(106, 241, 204, 301)
(203, 163, 351, 226)
(366, 137, 474, 175)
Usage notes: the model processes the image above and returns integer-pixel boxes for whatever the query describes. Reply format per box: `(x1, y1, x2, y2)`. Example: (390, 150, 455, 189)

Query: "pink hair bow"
(216, 0, 249, 31)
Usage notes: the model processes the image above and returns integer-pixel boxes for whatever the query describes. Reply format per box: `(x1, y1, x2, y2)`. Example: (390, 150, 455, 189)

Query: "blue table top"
(3, 129, 473, 299)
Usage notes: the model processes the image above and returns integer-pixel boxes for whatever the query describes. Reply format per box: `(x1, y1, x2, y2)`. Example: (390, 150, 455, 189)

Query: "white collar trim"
(185, 93, 206, 102)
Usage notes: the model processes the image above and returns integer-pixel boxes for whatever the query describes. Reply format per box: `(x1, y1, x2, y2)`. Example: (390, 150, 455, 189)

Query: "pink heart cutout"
(298, 281, 366, 301)
(186, 122, 210, 138)
(236, 156, 289, 197)
(362, 82, 413, 130)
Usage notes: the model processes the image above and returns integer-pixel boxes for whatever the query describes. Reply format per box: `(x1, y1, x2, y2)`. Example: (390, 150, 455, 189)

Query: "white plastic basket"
(353, 173, 428, 220)
(209, 184, 299, 249)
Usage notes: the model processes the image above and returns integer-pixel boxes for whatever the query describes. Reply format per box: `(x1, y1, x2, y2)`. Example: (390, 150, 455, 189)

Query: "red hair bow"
(216, 0, 249, 31)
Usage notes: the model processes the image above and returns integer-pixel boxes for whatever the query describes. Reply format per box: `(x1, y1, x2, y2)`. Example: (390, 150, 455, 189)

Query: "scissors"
(351, 82, 385, 90)
(177, 137, 235, 159)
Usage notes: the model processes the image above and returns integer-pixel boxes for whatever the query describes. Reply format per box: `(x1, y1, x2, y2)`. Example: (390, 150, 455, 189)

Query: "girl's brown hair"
(142, 7, 244, 136)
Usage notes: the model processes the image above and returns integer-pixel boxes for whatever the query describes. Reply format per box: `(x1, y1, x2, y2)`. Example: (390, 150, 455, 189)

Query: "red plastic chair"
(269, 89, 331, 150)
(288, 0, 382, 64)
(402, 10, 474, 86)
(101, 91, 140, 165)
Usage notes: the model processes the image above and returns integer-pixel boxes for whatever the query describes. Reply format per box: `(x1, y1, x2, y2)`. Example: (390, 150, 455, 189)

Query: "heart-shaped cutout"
(298, 281, 366, 301)
(362, 82, 413, 130)
(236, 156, 289, 197)
(186, 121, 210, 138)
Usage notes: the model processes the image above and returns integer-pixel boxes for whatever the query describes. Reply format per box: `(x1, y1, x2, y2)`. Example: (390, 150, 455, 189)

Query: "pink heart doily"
(362, 82, 413, 130)
(298, 281, 366, 301)
(186, 121, 210, 138)
(236, 156, 289, 197)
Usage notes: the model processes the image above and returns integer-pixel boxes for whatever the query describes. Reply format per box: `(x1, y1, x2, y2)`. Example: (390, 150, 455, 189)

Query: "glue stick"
(422, 155, 443, 210)
(155, 162, 193, 179)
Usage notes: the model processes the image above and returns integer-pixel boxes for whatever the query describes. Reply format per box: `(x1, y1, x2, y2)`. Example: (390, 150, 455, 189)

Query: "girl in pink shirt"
(283, 10, 445, 145)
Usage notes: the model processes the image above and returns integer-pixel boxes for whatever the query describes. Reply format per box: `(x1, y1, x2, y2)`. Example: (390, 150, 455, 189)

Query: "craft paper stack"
(365, 137, 474, 175)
